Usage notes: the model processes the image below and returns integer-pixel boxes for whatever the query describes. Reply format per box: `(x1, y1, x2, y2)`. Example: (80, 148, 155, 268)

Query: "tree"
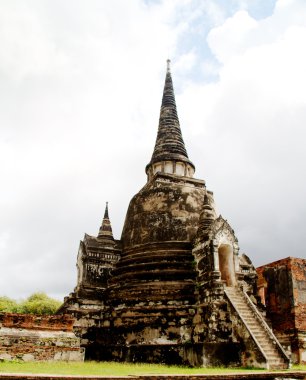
(20, 292, 62, 315)
(0, 296, 19, 312)
(0, 293, 61, 315)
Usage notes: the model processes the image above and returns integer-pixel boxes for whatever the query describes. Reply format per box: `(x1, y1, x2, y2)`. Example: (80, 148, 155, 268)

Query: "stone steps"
(225, 287, 288, 369)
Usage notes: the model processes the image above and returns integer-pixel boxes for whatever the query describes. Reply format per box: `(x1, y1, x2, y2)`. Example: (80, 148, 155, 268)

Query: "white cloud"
(1, 0, 306, 301)
(2, 0, 229, 300)
(173, 51, 197, 72)
(207, 10, 258, 63)
(0, 3, 68, 80)
(179, 0, 306, 265)
(0, 0, 182, 299)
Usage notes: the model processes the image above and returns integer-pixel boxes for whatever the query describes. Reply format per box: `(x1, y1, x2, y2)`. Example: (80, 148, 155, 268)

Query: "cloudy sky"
(1, 0, 305, 301)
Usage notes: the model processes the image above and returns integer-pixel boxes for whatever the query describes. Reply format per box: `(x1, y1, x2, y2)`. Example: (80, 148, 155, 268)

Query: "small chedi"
(60, 61, 291, 369)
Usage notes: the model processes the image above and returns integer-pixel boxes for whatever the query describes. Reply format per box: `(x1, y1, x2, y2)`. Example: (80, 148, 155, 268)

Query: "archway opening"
(218, 244, 236, 287)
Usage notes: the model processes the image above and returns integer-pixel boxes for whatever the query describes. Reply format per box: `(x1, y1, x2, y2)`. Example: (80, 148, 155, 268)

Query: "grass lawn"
(0, 361, 305, 376)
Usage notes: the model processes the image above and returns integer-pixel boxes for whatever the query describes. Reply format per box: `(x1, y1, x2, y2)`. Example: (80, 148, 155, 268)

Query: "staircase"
(225, 287, 290, 369)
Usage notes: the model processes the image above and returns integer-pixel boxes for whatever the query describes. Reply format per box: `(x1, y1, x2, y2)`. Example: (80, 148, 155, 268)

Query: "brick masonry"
(257, 257, 306, 364)
(0, 313, 84, 362)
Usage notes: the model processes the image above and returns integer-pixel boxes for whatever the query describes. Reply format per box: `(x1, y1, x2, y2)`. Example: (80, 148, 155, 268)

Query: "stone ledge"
(0, 371, 305, 380)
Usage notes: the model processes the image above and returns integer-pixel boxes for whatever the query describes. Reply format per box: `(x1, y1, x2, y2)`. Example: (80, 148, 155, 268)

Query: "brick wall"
(256, 257, 306, 364)
(0, 313, 84, 362)
(291, 258, 306, 332)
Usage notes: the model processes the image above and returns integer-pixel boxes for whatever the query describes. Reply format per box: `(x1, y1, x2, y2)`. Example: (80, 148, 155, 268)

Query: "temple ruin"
(59, 61, 291, 369)
(257, 257, 306, 365)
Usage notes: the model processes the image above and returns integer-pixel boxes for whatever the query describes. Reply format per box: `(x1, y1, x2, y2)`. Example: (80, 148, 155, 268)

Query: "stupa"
(60, 61, 289, 369)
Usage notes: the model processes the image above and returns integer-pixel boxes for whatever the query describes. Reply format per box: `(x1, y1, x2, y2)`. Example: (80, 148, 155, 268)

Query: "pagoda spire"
(146, 60, 195, 180)
(98, 202, 114, 241)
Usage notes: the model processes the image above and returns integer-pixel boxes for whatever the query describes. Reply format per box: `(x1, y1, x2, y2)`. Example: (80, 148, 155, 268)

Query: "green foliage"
(0, 296, 19, 313)
(20, 292, 61, 315)
(26, 292, 50, 303)
(0, 292, 61, 315)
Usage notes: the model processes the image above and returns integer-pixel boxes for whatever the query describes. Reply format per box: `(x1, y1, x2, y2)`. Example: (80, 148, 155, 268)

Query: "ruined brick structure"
(0, 313, 84, 361)
(257, 257, 306, 364)
(60, 61, 290, 369)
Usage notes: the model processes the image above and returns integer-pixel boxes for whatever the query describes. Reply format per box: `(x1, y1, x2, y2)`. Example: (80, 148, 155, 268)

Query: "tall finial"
(167, 59, 171, 73)
(145, 60, 195, 178)
(104, 201, 109, 219)
(98, 202, 114, 241)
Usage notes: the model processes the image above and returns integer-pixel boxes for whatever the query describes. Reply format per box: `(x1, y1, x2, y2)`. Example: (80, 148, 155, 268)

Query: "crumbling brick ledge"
(0, 371, 306, 380)
(0, 313, 84, 362)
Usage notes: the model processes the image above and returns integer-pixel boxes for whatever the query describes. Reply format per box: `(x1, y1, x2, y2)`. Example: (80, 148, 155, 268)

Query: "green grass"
(0, 361, 305, 376)
(0, 361, 259, 376)
(293, 364, 306, 371)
